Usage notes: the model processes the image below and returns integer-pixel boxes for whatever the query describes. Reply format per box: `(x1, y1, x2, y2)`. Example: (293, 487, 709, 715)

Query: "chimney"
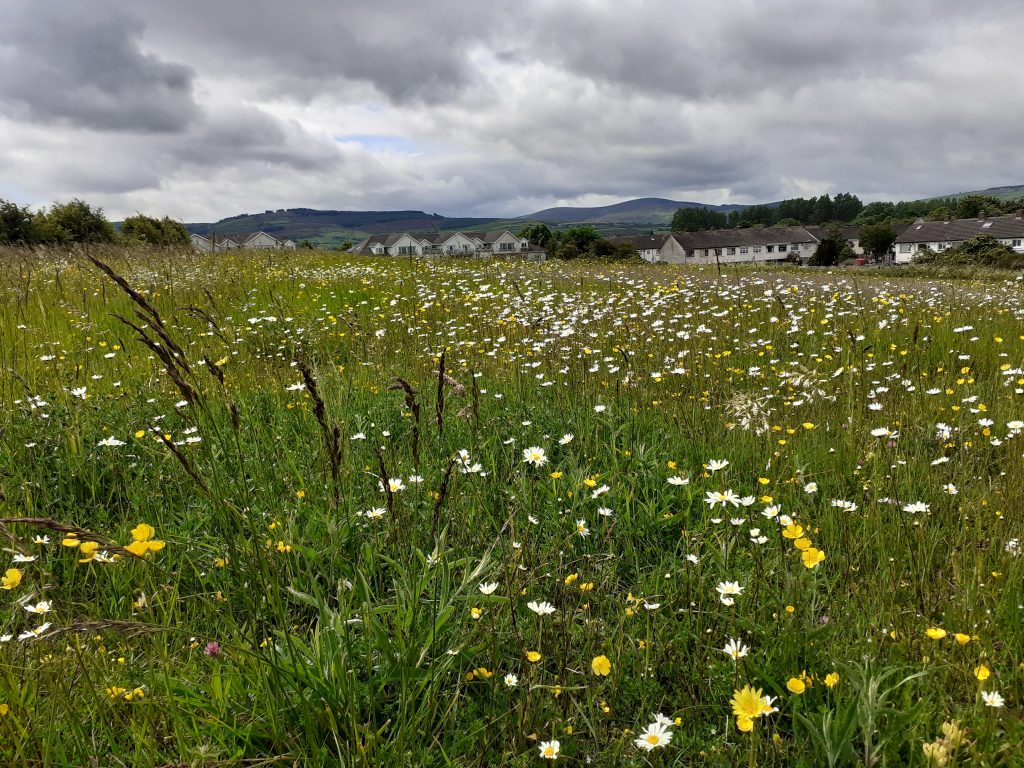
(1016, 209, 1023, 220)
(978, 209, 987, 221)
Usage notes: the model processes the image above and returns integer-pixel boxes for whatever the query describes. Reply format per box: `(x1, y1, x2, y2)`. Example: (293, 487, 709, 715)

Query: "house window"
(727, 247, 736, 255)
(398, 246, 416, 255)
(753, 246, 762, 253)
(899, 244, 911, 253)
(739, 247, 749, 254)
(714, 249, 722, 256)
(766, 245, 774, 253)
(1013, 239, 1022, 247)
(499, 242, 514, 251)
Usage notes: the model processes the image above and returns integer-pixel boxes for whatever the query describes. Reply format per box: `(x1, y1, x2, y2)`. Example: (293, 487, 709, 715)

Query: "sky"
(1, 0, 1023, 222)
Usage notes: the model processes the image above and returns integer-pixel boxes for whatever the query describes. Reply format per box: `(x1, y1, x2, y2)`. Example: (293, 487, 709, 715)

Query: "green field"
(1, 248, 1022, 766)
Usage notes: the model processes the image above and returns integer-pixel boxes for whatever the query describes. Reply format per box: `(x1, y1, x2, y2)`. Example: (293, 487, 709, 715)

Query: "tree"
(35, 199, 114, 244)
(809, 224, 844, 266)
(518, 222, 553, 247)
(0, 199, 35, 244)
(121, 214, 190, 246)
(671, 207, 727, 231)
(859, 223, 897, 260)
(564, 226, 600, 252)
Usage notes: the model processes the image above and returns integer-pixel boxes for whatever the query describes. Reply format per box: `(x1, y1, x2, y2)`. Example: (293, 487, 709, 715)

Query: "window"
(790, 244, 799, 251)
(499, 242, 514, 251)
(753, 246, 762, 253)
(739, 247, 749, 254)
(1013, 239, 1022, 247)
(766, 245, 774, 253)
(900, 244, 911, 253)
(714, 249, 722, 256)
(727, 247, 736, 255)
(398, 246, 416, 255)
(982, 221, 993, 228)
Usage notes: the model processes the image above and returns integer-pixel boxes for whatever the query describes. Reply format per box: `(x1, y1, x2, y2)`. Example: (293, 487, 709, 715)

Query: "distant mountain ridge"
(521, 197, 752, 225)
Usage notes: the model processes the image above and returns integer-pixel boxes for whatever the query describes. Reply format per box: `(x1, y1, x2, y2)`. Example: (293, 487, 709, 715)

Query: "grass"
(0, 246, 1022, 766)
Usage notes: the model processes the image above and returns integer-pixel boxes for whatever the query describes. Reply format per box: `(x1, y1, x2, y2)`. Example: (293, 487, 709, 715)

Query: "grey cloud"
(3, 0, 1024, 220)
(139, 0, 521, 104)
(0, 2, 198, 132)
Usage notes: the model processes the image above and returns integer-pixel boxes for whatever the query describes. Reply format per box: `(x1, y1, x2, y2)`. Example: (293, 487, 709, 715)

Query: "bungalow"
(190, 233, 238, 252)
(674, 226, 821, 264)
(894, 211, 1024, 263)
(191, 231, 296, 252)
(350, 229, 546, 259)
(606, 234, 688, 263)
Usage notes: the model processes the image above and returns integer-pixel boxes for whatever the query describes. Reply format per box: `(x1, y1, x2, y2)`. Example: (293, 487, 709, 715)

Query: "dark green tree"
(35, 199, 114, 244)
(121, 214, 190, 245)
(859, 223, 897, 259)
(809, 224, 844, 266)
(518, 222, 553, 247)
(564, 226, 600, 252)
(0, 199, 35, 244)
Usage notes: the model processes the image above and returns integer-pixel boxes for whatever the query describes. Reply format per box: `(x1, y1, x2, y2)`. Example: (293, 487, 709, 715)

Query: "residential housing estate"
(350, 229, 548, 259)
(191, 231, 297, 251)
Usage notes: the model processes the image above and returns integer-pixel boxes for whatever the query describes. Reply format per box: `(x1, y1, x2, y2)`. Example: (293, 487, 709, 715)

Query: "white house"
(674, 226, 821, 264)
(606, 234, 688, 263)
(350, 229, 546, 259)
(191, 233, 238, 252)
(894, 211, 1024, 263)
(191, 231, 296, 252)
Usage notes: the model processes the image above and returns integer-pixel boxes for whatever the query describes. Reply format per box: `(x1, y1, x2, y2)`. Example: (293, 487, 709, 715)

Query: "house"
(190, 233, 238, 252)
(894, 211, 1024, 263)
(350, 229, 546, 260)
(674, 226, 821, 264)
(804, 225, 866, 256)
(191, 231, 297, 252)
(606, 234, 688, 263)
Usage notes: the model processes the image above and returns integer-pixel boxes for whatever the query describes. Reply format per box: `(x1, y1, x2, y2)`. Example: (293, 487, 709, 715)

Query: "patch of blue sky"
(334, 134, 422, 154)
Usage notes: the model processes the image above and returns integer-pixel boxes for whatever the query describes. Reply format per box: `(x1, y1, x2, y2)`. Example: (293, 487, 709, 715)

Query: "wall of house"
(390, 234, 423, 256)
(658, 236, 688, 264)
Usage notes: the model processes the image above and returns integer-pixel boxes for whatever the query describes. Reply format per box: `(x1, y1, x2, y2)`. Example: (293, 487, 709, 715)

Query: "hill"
(184, 209, 505, 248)
(933, 184, 1024, 203)
(521, 197, 750, 225)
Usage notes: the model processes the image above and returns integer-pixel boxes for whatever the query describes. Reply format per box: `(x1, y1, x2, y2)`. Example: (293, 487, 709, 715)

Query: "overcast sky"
(2, 0, 1022, 221)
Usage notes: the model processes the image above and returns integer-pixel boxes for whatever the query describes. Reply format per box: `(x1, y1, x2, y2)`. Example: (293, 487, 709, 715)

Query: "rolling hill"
(521, 197, 750, 225)
(184, 209, 505, 248)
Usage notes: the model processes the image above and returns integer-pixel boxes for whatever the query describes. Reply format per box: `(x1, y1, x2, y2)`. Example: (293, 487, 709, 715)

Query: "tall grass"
(0, 245, 1022, 766)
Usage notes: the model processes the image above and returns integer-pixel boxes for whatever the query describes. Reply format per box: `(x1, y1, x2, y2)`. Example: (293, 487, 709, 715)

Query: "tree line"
(0, 198, 190, 247)
(671, 192, 1024, 232)
(517, 223, 637, 260)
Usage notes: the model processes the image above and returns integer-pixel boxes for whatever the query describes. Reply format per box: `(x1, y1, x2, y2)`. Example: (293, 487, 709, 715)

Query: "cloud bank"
(1, 0, 1022, 220)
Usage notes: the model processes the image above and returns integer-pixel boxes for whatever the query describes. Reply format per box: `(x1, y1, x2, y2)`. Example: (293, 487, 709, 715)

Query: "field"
(0, 248, 1022, 766)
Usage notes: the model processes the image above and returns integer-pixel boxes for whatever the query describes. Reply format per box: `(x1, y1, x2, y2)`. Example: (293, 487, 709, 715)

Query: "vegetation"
(672, 193, 1024, 233)
(672, 193, 864, 231)
(120, 214, 191, 246)
(912, 234, 1024, 270)
(1, 247, 1022, 765)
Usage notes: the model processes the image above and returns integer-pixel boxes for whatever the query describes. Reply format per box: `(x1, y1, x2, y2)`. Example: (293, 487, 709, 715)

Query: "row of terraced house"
(350, 229, 548, 259)
(608, 211, 1024, 265)
(190, 231, 297, 251)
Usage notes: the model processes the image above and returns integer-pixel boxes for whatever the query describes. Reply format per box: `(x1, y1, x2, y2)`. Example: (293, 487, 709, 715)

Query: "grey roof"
(895, 214, 1024, 243)
(607, 234, 674, 249)
(674, 226, 819, 250)
(804, 225, 862, 241)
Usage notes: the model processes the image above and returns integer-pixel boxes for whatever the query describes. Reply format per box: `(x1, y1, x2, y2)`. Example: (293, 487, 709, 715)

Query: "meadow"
(0, 247, 1022, 766)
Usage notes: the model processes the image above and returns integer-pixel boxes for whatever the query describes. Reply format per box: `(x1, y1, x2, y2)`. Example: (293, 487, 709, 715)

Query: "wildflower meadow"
(1, 247, 1023, 766)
